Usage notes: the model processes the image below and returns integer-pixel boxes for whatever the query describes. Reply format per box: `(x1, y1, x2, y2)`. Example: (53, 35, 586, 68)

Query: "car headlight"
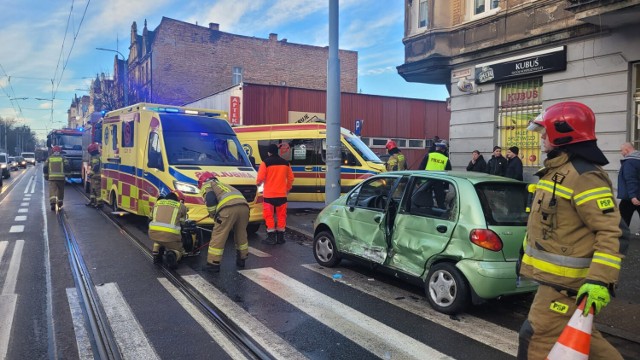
(173, 181, 200, 194)
(1, 164, 6, 169)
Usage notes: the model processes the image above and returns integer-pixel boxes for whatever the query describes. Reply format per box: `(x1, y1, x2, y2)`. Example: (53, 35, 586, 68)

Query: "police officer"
(85, 143, 103, 208)
(198, 172, 250, 272)
(384, 140, 407, 171)
(43, 145, 69, 211)
(518, 102, 625, 359)
(148, 191, 188, 269)
(418, 141, 451, 171)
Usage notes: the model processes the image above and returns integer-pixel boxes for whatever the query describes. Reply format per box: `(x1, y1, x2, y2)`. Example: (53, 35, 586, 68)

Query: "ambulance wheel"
(425, 262, 469, 315)
(247, 223, 260, 234)
(110, 191, 119, 212)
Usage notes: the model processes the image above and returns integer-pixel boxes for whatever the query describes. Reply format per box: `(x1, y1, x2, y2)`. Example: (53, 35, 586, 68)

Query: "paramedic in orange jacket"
(257, 143, 294, 245)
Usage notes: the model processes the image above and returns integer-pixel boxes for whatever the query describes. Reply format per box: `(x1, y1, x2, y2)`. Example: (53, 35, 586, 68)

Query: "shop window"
(497, 78, 543, 167)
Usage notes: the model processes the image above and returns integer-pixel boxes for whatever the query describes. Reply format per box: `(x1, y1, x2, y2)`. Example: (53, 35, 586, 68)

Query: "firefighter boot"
(163, 250, 178, 269)
(205, 262, 221, 273)
(261, 231, 277, 245)
(236, 252, 246, 268)
(276, 231, 286, 244)
(152, 247, 164, 264)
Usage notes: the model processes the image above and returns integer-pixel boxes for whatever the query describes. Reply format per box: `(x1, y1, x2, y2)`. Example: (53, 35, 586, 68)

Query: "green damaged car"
(313, 170, 538, 314)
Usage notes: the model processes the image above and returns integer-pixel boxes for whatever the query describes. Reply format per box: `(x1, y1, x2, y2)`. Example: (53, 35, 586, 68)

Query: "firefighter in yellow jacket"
(85, 143, 103, 208)
(149, 191, 188, 269)
(518, 102, 626, 359)
(384, 140, 407, 171)
(43, 145, 69, 211)
(198, 172, 249, 272)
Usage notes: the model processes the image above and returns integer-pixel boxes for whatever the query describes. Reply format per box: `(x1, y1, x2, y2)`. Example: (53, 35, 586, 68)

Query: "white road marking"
(2, 240, 24, 295)
(29, 177, 36, 193)
(241, 267, 452, 360)
(0, 240, 24, 360)
(23, 176, 34, 194)
(14, 216, 27, 222)
(248, 247, 272, 257)
(20, 202, 29, 207)
(303, 264, 519, 356)
(9, 225, 24, 233)
(18, 208, 28, 213)
(66, 289, 94, 360)
(41, 175, 57, 358)
(157, 278, 248, 359)
(179, 271, 306, 360)
(95, 283, 159, 360)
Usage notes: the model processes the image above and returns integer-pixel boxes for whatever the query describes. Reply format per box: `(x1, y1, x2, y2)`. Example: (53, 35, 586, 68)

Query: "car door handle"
(436, 225, 447, 233)
(373, 214, 382, 223)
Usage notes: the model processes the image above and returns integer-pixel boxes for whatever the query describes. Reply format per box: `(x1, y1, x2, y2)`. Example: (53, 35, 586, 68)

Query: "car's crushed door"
(338, 176, 399, 264)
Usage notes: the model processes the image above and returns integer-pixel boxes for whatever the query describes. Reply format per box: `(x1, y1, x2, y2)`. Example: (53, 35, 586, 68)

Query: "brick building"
(400, 0, 640, 182)
(118, 17, 358, 106)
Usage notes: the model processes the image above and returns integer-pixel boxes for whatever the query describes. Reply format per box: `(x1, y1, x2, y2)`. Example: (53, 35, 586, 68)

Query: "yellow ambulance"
(234, 122, 384, 202)
(100, 103, 263, 232)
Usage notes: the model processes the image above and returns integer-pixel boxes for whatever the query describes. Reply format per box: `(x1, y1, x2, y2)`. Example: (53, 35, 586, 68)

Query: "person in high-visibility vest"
(148, 190, 188, 268)
(43, 146, 69, 211)
(418, 142, 451, 209)
(384, 140, 407, 171)
(85, 143, 103, 208)
(198, 172, 250, 272)
(257, 144, 294, 245)
(517, 101, 626, 360)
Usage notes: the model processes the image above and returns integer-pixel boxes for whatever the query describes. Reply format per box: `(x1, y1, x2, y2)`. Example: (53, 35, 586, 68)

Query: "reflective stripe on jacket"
(47, 156, 66, 180)
(385, 153, 406, 172)
(520, 152, 623, 291)
(425, 152, 448, 171)
(148, 199, 187, 242)
(200, 180, 248, 217)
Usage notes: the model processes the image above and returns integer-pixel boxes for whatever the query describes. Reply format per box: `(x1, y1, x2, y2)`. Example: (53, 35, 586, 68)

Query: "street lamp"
(96, 47, 129, 106)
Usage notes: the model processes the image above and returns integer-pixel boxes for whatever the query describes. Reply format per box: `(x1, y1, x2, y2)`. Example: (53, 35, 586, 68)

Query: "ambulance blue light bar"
(143, 106, 225, 118)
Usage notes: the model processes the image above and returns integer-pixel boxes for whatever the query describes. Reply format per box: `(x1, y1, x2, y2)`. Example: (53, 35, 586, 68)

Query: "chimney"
(209, 23, 219, 31)
(269, 33, 278, 41)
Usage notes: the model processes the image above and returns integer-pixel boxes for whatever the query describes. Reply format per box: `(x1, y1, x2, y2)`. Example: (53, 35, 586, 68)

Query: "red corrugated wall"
(242, 83, 449, 168)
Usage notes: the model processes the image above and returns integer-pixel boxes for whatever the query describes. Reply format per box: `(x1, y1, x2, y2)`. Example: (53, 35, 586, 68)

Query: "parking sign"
(354, 119, 363, 136)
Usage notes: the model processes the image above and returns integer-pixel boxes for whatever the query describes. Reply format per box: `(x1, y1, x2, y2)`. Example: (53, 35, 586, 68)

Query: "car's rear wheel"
(425, 262, 469, 315)
(313, 230, 341, 267)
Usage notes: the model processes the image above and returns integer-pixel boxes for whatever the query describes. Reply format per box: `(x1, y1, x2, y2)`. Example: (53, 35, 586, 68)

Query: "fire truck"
(46, 128, 84, 182)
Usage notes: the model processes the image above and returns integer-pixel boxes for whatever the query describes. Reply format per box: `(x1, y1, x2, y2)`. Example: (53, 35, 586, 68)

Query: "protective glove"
(576, 282, 610, 316)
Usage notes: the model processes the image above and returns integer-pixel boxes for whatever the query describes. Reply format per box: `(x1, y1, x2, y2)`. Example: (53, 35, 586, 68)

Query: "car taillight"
(469, 229, 503, 252)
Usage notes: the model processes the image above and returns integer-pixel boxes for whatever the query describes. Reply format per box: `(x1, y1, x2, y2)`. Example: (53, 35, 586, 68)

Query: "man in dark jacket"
(486, 146, 507, 176)
(505, 146, 523, 181)
(466, 150, 487, 172)
(617, 142, 640, 226)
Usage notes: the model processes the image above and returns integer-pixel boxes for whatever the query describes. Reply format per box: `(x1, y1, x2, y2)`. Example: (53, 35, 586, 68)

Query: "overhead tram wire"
(0, 63, 25, 119)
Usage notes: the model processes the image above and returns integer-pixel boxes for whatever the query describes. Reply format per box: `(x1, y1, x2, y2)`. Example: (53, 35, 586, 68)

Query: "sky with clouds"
(0, 0, 448, 140)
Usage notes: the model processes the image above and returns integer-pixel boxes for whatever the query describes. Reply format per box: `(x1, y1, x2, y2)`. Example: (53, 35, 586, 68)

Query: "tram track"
(69, 185, 272, 360)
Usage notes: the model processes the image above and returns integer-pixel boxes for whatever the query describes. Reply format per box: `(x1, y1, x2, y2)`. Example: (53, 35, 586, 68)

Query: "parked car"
(21, 152, 36, 166)
(312, 170, 537, 314)
(15, 156, 27, 169)
(0, 153, 9, 179)
(8, 157, 18, 171)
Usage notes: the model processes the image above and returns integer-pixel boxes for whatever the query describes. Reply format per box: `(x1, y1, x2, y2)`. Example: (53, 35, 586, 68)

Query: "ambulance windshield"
(160, 114, 253, 167)
(342, 130, 382, 163)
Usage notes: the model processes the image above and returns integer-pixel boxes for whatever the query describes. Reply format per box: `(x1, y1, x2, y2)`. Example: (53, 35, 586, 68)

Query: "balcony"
(566, 0, 640, 27)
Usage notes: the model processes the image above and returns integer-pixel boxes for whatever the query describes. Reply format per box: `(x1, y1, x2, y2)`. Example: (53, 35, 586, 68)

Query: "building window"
(471, 0, 499, 18)
(418, 0, 428, 28)
(497, 78, 543, 167)
(632, 63, 640, 147)
(232, 67, 243, 85)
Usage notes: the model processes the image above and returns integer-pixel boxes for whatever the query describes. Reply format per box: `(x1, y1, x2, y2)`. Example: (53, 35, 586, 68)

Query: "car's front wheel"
(425, 262, 469, 315)
(313, 230, 341, 267)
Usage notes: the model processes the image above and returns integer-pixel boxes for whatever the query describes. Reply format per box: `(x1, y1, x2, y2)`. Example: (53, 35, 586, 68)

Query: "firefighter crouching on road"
(517, 101, 627, 359)
(85, 143, 103, 208)
(257, 144, 294, 245)
(149, 191, 188, 269)
(384, 140, 407, 171)
(43, 145, 69, 211)
(198, 172, 250, 272)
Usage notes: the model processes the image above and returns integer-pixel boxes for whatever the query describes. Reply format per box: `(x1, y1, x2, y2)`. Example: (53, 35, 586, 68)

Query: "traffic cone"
(546, 298, 593, 360)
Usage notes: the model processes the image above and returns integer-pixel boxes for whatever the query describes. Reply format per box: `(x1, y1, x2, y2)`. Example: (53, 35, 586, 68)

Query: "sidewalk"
(285, 201, 640, 343)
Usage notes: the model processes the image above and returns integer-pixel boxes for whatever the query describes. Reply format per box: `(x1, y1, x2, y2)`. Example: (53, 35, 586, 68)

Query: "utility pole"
(325, 0, 341, 204)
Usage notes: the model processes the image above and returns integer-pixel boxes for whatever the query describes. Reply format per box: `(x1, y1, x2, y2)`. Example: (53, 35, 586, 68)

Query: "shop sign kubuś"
(475, 46, 566, 84)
